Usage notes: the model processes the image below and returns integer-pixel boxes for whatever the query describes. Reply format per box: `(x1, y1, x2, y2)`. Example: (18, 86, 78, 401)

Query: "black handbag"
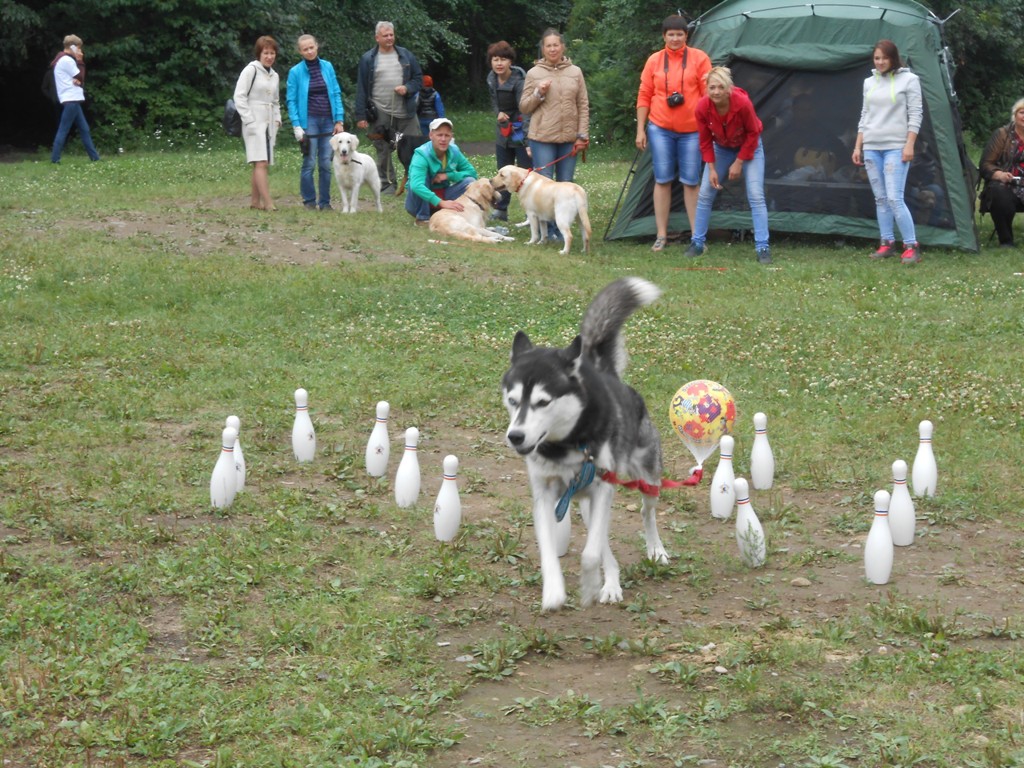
(223, 65, 257, 137)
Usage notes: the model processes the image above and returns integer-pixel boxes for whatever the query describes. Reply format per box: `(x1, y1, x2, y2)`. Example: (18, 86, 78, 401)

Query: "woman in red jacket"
(636, 13, 711, 252)
(689, 66, 771, 264)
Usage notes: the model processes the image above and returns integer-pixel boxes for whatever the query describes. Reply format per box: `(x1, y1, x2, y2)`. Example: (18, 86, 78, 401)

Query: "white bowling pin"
(911, 420, 937, 498)
(210, 426, 238, 509)
(226, 415, 245, 493)
(554, 509, 571, 557)
(433, 455, 462, 542)
(365, 401, 391, 477)
(394, 427, 421, 508)
(750, 412, 775, 490)
(292, 388, 316, 463)
(710, 434, 736, 519)
(888, 459, 916, 546)
(733, 477, 766, 567)
(864, 489, 894, 585)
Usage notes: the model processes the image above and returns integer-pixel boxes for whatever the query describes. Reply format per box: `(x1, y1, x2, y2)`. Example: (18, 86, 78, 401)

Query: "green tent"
(606, 0, 979, 250)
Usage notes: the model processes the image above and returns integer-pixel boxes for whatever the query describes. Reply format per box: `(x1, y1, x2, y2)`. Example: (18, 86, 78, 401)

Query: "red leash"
(601, 467, 703, 497)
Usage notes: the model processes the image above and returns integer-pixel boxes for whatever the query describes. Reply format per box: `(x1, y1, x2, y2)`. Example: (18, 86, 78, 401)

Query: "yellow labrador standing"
(491, 165, 591, 254)
(428, 178, 515, 244)
(329, 132, 383, 213)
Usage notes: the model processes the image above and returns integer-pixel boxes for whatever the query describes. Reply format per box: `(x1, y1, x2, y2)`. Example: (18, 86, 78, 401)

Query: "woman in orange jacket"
(636, 14, 711, 252)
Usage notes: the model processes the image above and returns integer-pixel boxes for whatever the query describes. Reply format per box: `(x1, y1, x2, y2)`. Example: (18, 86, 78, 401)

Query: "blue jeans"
(530, 141, 577, 183)
(647, 123, 701, 185)
(51, 101, 100, 162)
(692, 139, 769, 251)
(495, 142, 531, 213)
(863, 148, 916, 244)
(405, 177, 474, 221)
(301, 114, 335, 208)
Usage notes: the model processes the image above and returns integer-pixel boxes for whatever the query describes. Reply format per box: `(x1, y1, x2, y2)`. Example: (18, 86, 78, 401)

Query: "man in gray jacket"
(355, 21, 423, 191)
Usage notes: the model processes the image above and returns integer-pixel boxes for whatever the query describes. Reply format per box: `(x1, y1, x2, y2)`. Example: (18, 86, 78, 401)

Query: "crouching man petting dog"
(405, 117, 478, 225)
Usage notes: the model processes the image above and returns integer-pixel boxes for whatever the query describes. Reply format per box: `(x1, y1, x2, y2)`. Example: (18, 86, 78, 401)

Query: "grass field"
(2, 110, 1023, 768)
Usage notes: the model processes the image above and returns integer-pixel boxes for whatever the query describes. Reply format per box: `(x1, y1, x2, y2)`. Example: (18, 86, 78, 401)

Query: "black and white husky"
(502, 277, 669, 611)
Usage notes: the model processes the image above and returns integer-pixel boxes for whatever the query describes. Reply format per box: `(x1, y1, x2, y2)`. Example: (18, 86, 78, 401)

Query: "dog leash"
(555, 445, 700, 521)
(526, 141, 590, 180)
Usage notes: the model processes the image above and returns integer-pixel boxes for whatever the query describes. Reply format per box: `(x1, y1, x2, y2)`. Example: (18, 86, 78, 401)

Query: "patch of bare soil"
(376, 429, 1018, 767)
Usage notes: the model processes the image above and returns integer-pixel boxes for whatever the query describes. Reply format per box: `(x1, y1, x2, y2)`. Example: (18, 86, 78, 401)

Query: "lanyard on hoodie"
(663, 48, 688, 94)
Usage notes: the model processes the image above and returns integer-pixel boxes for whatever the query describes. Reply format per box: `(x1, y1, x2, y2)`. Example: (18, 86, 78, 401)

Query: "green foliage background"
(2, 0, 1023, 149)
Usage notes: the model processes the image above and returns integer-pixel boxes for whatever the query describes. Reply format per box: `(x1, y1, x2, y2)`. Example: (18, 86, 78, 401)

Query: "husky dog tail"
(580, 277, 661, 377)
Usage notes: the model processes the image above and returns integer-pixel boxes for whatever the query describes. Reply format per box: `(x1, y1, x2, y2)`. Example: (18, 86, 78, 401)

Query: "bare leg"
(653, 181, 673, 240)
(252, 161, 273, 210)
(683, 183, 698, 234)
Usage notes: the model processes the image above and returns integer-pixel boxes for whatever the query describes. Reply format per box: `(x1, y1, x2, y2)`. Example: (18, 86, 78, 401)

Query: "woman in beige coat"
(520, 28, 589, 185)
(235, 36, 282, 210)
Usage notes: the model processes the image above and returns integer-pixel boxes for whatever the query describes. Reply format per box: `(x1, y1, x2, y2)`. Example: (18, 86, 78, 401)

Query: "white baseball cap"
(429, 117, 453, 131)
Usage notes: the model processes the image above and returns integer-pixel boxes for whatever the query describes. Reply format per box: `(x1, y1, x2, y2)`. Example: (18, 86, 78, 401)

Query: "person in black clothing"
(486, 40, 531, 221)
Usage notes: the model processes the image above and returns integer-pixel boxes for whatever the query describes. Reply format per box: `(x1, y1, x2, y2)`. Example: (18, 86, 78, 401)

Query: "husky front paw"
(599, 580, 623, 604)
(541, 581, 567, 612)
(648, 544, 670, 564)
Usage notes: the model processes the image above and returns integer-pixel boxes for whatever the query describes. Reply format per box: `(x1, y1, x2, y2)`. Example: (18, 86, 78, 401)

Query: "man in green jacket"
(405, 117, 478, 224)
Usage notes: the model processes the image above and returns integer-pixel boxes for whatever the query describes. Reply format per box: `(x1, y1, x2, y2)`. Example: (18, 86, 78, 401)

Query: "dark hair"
(662, 13, 691, 34)
(487, 40, 516, 62)
(873, 39, 901, 70)
(254, 35, 279, 58)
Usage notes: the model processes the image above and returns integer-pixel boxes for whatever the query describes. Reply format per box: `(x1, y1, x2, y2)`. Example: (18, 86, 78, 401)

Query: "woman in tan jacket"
(520, 29, 589, 186)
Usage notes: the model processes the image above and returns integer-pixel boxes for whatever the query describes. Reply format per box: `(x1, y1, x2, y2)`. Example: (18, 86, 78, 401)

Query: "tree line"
(1, 0, 1021, 151)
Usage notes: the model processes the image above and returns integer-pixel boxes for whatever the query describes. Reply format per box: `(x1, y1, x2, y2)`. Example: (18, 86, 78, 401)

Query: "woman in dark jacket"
(486, 41, 531, 221)
(979, 98, 1024, 248)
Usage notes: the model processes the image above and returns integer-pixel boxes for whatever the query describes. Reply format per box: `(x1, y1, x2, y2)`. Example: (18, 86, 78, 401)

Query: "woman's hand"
(635, 129, 647, 151)
(995, 170, 1017, 184)
(728, 158, 744, 181)
(902, 141, 915, 163)
(709, 166, 722, 190)
(497, 111, 510, 123)
(852, 148, 863, 166)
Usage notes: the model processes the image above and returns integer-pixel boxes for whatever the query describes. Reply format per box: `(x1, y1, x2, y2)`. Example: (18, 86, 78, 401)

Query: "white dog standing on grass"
(329, 132, 383, 213)
(491, 164, 591, 254)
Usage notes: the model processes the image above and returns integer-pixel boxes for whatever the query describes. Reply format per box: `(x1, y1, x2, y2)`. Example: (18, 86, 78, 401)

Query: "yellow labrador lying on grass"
(491, 165, 591, 254)
(428, 178, 515, 244)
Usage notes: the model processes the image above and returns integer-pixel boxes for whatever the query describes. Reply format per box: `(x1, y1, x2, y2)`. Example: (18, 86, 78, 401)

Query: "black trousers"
(984, 182, 1024, 245)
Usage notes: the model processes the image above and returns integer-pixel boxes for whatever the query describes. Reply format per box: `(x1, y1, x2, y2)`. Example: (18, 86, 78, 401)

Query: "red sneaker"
(900, 245, 921, 264)
(871, 240, 896, 259)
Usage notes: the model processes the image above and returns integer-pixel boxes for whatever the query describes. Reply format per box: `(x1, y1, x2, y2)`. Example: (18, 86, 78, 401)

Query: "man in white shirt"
(354, 22, 423, 191)
(50, 34, 100, 163)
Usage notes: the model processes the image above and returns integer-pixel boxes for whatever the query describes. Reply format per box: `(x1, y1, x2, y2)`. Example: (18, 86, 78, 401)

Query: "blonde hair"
(297, 34, 317, 49)
(63, 34, 83, 49)
(706, 66, 734, 90)
(1012, 98, 1024, 122)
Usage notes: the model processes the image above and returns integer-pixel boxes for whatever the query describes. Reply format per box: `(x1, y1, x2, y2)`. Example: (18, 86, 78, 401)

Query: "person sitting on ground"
(405, 117, 479, 225)
(979, 97, 1024, 248)
(416, 75, 446, 136)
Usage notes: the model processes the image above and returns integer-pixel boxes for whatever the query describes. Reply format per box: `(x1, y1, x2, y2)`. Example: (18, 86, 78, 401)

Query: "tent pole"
(603, 148, 643, 241)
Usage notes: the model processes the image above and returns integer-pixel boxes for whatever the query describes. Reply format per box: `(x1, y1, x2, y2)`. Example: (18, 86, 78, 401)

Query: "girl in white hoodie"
(852, 40, 923, 264)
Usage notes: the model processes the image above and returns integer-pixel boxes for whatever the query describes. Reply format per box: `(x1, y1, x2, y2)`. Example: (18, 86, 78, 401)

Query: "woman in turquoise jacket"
(286, 35, 345, 210)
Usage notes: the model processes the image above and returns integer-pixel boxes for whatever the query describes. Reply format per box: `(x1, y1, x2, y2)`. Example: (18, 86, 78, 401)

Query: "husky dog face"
(502, 332, 585, 455)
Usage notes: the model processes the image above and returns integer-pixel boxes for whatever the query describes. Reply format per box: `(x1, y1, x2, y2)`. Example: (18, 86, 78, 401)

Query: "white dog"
(329, 132, 382, 213)
(491, 165, 591, 255)
(428, 178, 515, 244)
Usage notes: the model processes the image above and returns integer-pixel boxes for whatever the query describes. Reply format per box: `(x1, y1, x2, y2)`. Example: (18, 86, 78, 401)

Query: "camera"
(667, 92, 684, 108)
(1011, 175, 1022, 187)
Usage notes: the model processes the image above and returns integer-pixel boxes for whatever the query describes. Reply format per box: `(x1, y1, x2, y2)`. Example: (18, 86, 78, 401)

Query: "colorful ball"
(669, 380, 737, 464)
